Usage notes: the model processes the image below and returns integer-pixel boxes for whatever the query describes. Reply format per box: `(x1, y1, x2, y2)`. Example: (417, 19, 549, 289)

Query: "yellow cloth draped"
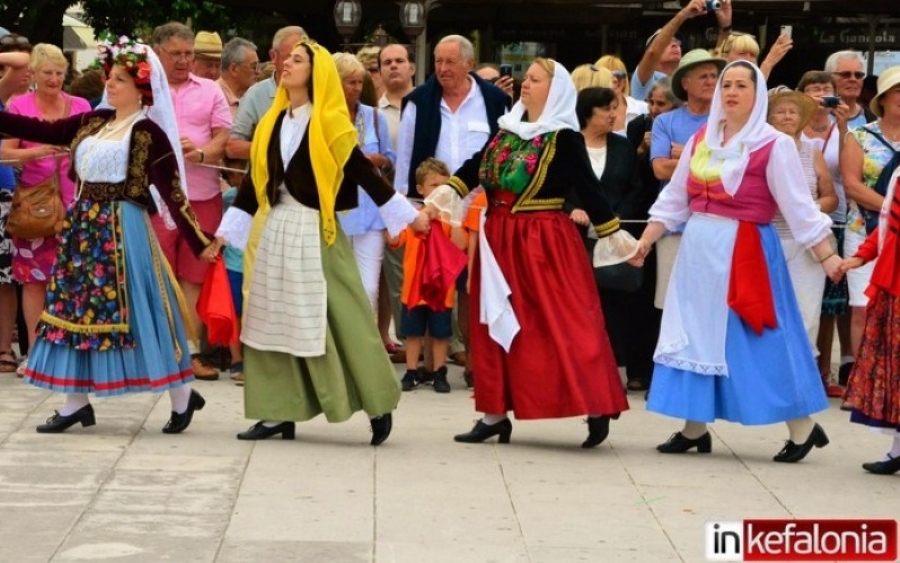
(248, 40, 357, 246)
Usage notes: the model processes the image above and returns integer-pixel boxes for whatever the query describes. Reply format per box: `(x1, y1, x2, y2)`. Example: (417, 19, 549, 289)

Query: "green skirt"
(243, 227, 400, 422)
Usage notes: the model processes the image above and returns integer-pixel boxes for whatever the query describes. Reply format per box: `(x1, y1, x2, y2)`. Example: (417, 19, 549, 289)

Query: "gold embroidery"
(447, 176, 470, 198)
(594, 217, 620, 237)
(40, 312, 129, 334)
(127, 130, 152, 199)
(511, 133, 557, 213)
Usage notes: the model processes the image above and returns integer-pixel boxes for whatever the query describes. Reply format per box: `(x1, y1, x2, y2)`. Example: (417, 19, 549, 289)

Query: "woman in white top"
(594, 55, 648, 137)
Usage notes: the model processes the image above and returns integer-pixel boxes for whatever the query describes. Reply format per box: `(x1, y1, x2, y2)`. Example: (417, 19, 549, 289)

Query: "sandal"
(0, 351, 17, 373)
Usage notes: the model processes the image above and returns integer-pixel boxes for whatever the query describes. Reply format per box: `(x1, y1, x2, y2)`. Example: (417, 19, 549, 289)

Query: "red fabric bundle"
(196, 259, 239, 346)
(727, 221, 777, 335)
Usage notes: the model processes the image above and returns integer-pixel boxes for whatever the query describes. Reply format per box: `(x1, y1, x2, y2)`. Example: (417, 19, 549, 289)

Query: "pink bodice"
(687, 140, 778, 223)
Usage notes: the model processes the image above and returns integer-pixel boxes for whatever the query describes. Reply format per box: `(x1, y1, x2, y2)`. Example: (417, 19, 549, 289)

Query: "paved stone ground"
(0, 362, 896, 563)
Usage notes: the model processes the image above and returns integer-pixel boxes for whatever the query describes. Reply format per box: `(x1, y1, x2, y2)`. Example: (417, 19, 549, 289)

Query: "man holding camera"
(632, 0, 733, 101)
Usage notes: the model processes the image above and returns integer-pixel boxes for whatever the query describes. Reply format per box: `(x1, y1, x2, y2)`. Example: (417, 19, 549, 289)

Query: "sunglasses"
(611, 70, 627, 80)
(0, 35, 30, 46)
(832, 71, 865, 80)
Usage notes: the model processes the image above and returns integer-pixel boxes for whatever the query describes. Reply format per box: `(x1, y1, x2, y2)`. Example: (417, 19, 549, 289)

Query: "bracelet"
(817, 252, 836, 263)
(720, 25, 733, 33)
(197, 149, 205, 163)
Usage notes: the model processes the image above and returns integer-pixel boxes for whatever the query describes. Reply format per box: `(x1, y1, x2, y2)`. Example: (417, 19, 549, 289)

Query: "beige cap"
(194, 31, 223, 59)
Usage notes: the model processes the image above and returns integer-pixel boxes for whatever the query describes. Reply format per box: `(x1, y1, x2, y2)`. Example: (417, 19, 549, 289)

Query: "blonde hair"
(533, 57, 555, 80)
(356, 45, 380, 68)
(717, 33, 760, 61)
(594, 55, 630, 97)
(571, 64, 613, 92)
(332, 52, 364, 80)
(415, 157, 450, 186)
(29, 43, 68, 72)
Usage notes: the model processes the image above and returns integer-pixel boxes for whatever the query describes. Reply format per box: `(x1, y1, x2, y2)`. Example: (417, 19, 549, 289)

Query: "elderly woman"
(331, 52, 396, 319)
(426, 58, 636, 448)
(594, 55, 648, 136)
(838, 68, 900, 475)
(0, 44, 90, 374)
(767, 88, 838, 361)
(627, 77, 681, 194)
(715, 31, 791, 81)
(840, 65, 900, 406)
(0, 37, 214, 434)
(635, 61, 840, 463)
(213, 41, 427, 444)
(797, 70, 854, 394)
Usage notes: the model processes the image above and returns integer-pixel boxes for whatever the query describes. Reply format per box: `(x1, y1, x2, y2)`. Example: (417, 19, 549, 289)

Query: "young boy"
(388, 158, 465, 393)
(221, 158, 246, 385)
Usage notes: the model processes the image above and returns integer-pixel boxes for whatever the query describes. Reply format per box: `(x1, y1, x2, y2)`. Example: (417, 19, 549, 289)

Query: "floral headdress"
(98, 34, 153, 106)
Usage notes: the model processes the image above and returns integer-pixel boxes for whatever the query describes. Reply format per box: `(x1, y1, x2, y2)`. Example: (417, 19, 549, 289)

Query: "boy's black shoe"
(432, 366, 451, 393)
(401, 370, 418, 391)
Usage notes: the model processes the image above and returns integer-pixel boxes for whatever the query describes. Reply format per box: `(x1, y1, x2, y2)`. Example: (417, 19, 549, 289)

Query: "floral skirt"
(845, 289, 900, 430)
(23, 199, 194, 396)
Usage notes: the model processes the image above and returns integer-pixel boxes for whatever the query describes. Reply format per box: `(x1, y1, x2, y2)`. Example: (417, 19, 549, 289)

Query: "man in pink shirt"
(152, 22, 232, 379)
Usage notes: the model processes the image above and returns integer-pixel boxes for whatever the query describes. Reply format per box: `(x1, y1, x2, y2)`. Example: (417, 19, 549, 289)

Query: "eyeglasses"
(611, 70, 627, 80)
(366, 66, 379, 74)
(159, 45, 195, 62)
(832, 71, 865, 80)
(803, 85, 833, 95)
(0, 35, 30, 46)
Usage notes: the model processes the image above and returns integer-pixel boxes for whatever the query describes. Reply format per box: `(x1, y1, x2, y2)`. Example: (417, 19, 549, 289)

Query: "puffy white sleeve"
(424, 184, 464, 227)
(766, 135, 833, 247)
(378, 192, 420, 238)
(647, 135, 696, 231)
(216, 206, 253, 251)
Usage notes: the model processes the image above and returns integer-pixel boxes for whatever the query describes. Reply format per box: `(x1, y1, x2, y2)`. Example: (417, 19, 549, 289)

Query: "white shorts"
(843, 227, 874, 308)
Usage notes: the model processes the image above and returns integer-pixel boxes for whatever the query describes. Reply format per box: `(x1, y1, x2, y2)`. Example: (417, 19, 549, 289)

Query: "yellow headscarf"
(248, 40, 357, 246)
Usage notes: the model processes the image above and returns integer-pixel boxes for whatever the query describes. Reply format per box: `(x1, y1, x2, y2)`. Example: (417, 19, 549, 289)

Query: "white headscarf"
(497, 59, 579, 140)
(702, 60, 779, 197)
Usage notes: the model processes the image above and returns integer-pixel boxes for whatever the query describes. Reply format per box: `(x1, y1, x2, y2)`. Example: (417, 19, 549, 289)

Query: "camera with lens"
(706, 0, 722, 10)
(821, 96, 841, 109)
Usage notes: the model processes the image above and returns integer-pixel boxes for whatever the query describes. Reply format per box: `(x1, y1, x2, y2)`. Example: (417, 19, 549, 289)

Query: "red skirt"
(845, 288, 900, 428)
(470, 202, 628, 419)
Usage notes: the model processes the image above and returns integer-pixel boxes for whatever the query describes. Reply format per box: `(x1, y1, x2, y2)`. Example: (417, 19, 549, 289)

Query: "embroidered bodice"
(75, 135, 131, 184)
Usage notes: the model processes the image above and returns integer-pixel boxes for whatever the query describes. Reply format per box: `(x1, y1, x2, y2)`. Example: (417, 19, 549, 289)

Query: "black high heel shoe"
(862, 455, 900, 475)
(236, 421, 296, 441)
(657, 431, 712, 454)
(453, 418, 512, 444)
(582, 416, 611, 449)
(370, 413, 393, 446)
(773, 424, 829, 463)
(36, 404, 96, 433)
(162, 389, 206, 434)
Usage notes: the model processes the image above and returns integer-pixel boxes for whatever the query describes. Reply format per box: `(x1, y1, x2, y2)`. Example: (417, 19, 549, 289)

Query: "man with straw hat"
(192, 31, 223, 80)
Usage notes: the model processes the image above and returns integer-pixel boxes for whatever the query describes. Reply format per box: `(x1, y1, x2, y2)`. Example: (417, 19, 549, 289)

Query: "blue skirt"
(647, 223, 828, 425)
(24, 201, 194, 397)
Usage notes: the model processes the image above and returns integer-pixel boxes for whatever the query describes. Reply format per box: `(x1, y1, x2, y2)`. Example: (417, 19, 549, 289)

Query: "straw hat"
(768, 87, 818, 131)
(194, 31, 223, 59)
(870, 66, 900, 118)
(671, 49, 726, 101)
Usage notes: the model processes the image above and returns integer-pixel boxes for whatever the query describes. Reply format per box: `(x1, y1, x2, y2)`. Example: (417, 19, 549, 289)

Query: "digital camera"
(706, 0, 722, 10)
(821, 96, 841, 108)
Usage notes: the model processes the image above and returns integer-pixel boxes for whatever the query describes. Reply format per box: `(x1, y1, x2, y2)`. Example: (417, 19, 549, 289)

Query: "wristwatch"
(197, 149, 205, 163)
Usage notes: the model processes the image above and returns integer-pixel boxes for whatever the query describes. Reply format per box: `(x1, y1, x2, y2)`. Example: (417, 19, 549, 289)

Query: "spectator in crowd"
(424, 58, 635, 447)
(218, 38, 259, 118)
(825, 50, 874, 130)
(0, 37, 213, 434)
(152, 22, 232, 380)
(227, 26, 307, 160)
(839, 111, 900, 475)
(192, 31, 223, 81)
(571, 63, 613, 92)
(650, 50, 724, 309)
(715, 30, 793, 80)
(594, 55, 648, 135)
(0, 48, 31, 374)
(212, 41, 427, 443)
(632, 0, 732, 100)
(357, 45, 384, 100)
(575, 86, 656, 392)
(797, 70, 854, 396)
(635, 61, 840, 463)
(0, 44, 91, 378)
(767, 87, 837, 360)
(376, 43, 416, 359)
(840, 62, 900, 401)
(69, 69, 105, 108)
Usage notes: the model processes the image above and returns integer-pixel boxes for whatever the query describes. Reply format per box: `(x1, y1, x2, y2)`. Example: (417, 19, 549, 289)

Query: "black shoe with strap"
(237, 421, 296, 441)
(582, 416, 611, 448)
(162, 389, 206, 434)
(657, 431, 712, 454)
(773, 423, 829, 463)
(862, 454, 900, 475)
(370, 413, 393, 446)
(454, 418, 512, 444)
(36, 404, 96, 433)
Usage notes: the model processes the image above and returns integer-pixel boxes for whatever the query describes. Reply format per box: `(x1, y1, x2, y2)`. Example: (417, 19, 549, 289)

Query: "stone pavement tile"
(0, 505, 84, 563)
(217, 540, 372, 563)
(54, 537, 221, 562)
(527, 544, 680, 563)
(375, 541, 529, 563)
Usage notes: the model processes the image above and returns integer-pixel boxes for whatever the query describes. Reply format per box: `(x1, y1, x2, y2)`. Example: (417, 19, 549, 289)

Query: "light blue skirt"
(647, 222, 828, 425)
(24, 201, 194, 397)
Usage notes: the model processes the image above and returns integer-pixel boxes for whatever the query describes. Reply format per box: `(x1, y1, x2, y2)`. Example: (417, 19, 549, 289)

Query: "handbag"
(6, 158, 66, 240)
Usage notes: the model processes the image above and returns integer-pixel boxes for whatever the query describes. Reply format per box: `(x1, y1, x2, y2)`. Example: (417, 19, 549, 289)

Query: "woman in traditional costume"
(0, 37, 213, 434)
(425, 58, 636, 448)
(634, 61, 842, 462)
(212, 41, 426, 444)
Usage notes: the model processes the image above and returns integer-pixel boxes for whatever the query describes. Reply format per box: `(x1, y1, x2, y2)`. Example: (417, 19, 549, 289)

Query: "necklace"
(102, 110, 143, 137)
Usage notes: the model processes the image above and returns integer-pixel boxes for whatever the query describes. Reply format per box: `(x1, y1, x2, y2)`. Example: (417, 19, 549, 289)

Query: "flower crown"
(98, 34, 153, 105)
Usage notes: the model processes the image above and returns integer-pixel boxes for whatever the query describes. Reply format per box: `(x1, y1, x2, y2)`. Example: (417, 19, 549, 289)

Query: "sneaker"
(401, 370, 418, 391)
(432, 366, 451, 393)
(415, 366, 434, 385)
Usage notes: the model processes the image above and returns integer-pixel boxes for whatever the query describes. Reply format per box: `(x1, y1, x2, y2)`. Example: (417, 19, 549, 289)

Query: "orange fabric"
(463, 192, 488, 233)
(391, 220, 456, 308)
(727, 221, 778, 335)
(196, 259, 239, 346)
